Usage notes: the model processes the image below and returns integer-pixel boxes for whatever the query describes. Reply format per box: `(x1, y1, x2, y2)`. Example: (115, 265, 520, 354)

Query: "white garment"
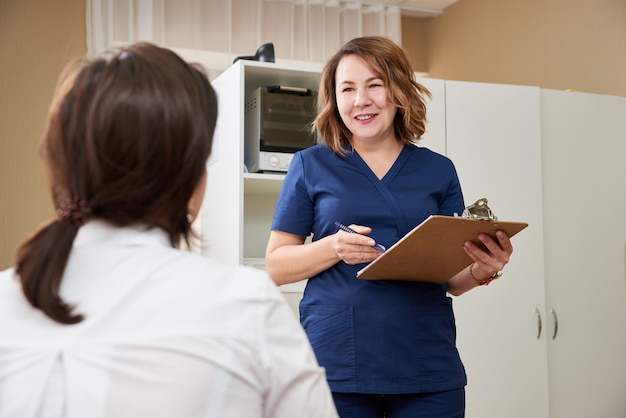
(0, 221, 338, 418)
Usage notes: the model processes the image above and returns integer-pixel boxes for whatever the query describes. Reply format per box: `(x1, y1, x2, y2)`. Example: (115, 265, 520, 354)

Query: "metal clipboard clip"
(457, 197, 498, 221)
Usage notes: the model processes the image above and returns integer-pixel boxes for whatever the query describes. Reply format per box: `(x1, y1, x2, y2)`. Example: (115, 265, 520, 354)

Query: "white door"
(541, 89, 626, 418)
(445, 81, 550, 418)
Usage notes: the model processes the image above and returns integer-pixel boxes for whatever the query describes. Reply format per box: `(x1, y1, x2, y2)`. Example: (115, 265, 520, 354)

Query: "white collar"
(73, 220, 171, 249)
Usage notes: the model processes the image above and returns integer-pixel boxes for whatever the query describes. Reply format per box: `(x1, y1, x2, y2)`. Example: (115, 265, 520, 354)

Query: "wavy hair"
(15, 42, 218, 324)
(313, 36, 431, 155)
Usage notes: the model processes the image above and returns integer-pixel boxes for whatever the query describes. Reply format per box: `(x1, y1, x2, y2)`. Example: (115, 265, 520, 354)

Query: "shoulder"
(296, 143, 334, 160)
(0, 267, 19, 299)
(153, 250, 275, 297)
(286, 144, 337, 180)
(87, 248, 284, 331)
(407, 144, 457, 167)
(408, 143, 448, 159)
(0, 266, 17, 281)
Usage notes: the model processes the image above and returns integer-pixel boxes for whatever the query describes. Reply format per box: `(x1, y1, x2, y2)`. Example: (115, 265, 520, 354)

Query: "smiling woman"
(335, 54, 398, 153)
(265, 36, 516, 418)
(313, 36, 431, 157)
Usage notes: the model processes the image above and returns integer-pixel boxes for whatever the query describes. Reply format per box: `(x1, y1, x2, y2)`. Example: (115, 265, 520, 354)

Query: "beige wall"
(0, 0, 86, 269)
(1, 0, 624, 269)
(401, 16, 428, 73)
(404, 0, 626, 97)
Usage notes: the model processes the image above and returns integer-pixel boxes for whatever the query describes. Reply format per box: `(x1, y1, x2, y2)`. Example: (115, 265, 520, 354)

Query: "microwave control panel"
(257, 151, 294, 172)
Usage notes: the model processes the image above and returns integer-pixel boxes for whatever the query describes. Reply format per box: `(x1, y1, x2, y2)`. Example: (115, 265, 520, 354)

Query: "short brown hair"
(313, 36, 431, 155)
(16, 42, 218, 324)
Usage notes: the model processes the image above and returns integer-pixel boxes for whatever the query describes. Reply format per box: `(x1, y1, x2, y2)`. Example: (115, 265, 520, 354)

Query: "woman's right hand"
(333, 224, 383, 265)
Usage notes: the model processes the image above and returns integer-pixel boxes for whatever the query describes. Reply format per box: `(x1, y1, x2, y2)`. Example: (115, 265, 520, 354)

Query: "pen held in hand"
(334, 221, 386, 252)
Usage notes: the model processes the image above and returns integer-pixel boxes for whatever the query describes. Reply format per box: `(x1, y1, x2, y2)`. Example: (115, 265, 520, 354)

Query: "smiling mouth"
(355, 114, 375, 121)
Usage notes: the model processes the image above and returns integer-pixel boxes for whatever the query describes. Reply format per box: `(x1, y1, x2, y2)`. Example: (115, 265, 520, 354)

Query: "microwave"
(244, 85, 317, 173)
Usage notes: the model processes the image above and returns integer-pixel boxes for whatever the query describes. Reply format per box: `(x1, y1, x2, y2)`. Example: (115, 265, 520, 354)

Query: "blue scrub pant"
(332, 388, 465, 418)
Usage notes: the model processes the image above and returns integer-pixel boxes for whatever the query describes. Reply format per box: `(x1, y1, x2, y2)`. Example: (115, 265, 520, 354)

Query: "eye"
(341, 87, 354, 93)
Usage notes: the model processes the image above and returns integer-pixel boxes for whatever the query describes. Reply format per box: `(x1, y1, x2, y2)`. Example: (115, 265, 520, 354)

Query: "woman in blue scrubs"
(265, 36, 514, 418)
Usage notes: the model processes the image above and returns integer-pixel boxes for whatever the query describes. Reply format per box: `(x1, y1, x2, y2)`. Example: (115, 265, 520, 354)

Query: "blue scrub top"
(271, 143, 467, 394)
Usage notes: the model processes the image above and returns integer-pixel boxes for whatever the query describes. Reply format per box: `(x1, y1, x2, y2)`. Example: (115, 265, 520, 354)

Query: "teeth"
(356, 115, 374, 120)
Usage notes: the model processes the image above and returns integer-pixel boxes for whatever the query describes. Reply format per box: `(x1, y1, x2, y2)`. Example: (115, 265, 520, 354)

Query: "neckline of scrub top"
(347, 143, 412, 185)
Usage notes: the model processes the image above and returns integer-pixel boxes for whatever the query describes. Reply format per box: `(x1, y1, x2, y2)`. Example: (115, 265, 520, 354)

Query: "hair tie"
(56, 198, 91, 227)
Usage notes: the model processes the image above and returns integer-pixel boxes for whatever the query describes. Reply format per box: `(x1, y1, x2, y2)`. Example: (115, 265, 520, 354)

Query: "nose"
(354, 89, 371, 107)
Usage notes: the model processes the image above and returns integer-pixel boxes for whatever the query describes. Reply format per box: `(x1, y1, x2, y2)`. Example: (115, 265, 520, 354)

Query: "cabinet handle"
(535, 308, 542, 340)
(551, 308, 559, 340)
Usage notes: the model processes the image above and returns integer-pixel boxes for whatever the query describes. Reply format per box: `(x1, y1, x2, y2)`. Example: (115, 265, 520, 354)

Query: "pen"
(334, 221, 386, 252)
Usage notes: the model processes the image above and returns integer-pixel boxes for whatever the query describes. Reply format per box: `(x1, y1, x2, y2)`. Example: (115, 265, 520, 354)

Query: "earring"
(186, 213, 193, 223)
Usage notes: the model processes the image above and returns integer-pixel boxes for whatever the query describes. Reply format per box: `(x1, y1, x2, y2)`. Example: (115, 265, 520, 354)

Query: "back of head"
(47, 42, 217, 234)
(314, 36, 430, 154)
(16, 42, 218, 324)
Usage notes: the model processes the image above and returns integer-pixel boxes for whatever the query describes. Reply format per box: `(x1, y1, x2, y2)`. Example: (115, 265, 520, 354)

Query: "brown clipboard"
(356, 215, 528, 282)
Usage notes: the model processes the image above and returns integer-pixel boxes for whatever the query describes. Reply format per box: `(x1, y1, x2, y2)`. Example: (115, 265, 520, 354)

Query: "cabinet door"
(445, 81, 550, 418)
(541, 89, 626, 418)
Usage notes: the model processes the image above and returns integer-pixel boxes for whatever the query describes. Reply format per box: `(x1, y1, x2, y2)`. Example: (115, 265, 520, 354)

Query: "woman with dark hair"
(266, 36, 514, 417)
(0, 43, 337, 418)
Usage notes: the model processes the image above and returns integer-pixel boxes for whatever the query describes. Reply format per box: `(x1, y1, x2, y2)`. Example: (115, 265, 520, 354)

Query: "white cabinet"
(447, 81, 626, 418)
(540, 89, 626, 418)
(445, 81, 551, 418)
(415, 77, 447, 155)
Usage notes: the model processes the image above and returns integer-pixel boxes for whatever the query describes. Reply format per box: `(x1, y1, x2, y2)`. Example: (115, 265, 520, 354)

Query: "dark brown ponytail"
(16, 220, 83, 324)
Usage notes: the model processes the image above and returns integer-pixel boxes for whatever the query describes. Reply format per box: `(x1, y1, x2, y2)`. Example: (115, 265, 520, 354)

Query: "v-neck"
(348, 144, 411, 184)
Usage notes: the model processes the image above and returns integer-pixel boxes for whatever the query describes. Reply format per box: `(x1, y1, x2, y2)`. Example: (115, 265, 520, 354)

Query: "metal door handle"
(551, 308, 559, 340)
(535, 308, 542, 340)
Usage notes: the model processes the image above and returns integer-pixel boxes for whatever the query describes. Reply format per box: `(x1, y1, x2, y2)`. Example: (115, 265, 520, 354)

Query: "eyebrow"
(337, 76, 383, 87)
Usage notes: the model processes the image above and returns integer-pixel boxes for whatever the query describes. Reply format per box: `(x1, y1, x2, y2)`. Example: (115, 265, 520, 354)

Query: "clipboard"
(356, 215, 528, 282)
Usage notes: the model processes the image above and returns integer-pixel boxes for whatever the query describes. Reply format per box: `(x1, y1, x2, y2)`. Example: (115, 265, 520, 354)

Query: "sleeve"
(438, 157, 465, 217)
(270, 152, 315, 237)
(259, 282, 338, 418)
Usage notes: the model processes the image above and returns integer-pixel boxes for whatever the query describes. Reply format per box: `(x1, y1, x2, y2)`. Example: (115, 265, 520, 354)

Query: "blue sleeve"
(438, 159, 465, 217)
(270, 152, 314, 237)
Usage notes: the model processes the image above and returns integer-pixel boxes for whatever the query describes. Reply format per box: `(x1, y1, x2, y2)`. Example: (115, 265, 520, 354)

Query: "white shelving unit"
(198, 60, 321, 307)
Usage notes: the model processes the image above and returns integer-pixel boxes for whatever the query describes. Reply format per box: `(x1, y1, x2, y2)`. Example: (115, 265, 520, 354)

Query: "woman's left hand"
(463, 230, 513, 278)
